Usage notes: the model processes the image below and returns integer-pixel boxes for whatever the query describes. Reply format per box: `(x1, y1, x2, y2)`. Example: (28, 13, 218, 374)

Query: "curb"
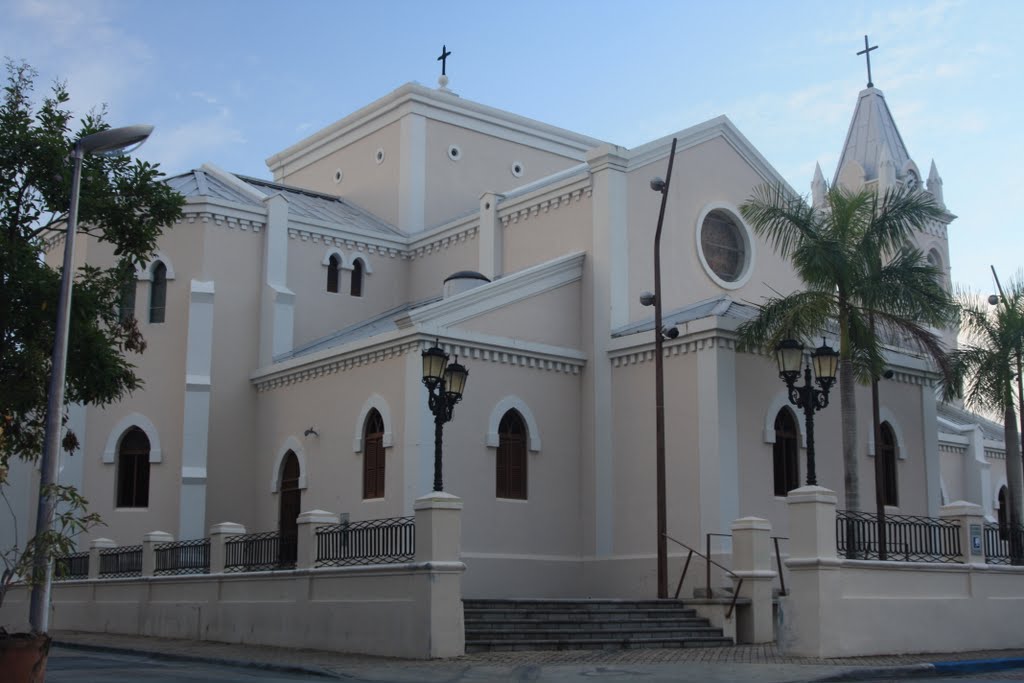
(814, 657, 1024, 681)
(53, 639, 344, 679)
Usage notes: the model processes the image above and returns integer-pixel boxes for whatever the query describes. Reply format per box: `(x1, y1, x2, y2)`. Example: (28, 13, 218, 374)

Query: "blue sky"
(2, 0, 1020, 295)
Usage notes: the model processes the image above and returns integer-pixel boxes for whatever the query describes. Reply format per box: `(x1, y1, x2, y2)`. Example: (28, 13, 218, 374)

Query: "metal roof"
(611, 296, 756, 338)
(165, 169, 403, 237)
(937, 401, 1007, 443)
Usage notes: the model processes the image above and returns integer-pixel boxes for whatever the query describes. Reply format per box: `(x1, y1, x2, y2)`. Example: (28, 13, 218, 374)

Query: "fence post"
(787, 486, 838, 561)
(88, 538, 116, 579)
(414, 491, 465, 657)
(730, 517, 775, 643)
(141, 531, 174, 577)
(939, 501, 985, 564)
(296, 510, 340, 569)
(208, 522, 246, 573)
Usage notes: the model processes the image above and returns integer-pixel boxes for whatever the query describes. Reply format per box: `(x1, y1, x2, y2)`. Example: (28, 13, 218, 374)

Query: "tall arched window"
(118, 277, 136, 323)
(326, 254, 341, 293)
(116, 427, 150, 508)
(362, 409, 385, 499)
(999, 486, 1009, 540)
(496, 410, 527, 499)
(278, 451, 301, 566)
(773, 408, 799, 496)
(149, 261, 167, 323)
(350, 258, 364, 297)
(879, 422, 899, 507)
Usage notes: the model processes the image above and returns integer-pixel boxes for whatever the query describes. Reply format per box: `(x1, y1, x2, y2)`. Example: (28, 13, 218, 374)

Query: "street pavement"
(51, 631, 1024, 682)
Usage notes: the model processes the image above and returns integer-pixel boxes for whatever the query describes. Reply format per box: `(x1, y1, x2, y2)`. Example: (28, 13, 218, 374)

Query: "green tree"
(945, 276, 1024, 560)
(0, 60, 183, 607)
(737, 184, 955, 512)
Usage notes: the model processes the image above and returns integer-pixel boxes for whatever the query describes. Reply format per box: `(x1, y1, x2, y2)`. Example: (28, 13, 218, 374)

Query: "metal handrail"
(772, 536, 788, 596)
(664, 533, 742, 619)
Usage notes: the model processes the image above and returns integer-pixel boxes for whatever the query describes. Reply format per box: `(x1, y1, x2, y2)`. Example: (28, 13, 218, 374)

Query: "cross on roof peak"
(857, 35, 879, 88)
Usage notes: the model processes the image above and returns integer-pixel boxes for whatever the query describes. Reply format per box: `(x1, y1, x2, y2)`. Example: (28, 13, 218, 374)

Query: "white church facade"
(6, 74, 1011, 600)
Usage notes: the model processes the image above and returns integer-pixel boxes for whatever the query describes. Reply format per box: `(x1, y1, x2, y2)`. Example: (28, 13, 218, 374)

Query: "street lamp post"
(28, 125, 154, 634)
(421, 342, 468, 492)
(774, 339, 839, 486)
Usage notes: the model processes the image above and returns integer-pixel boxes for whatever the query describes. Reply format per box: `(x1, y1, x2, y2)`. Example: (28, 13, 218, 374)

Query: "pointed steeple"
(811, 162, 827, 209)
(927, 160, 945, 208)
(877, 144, 897, 194)
(832, 87, 912, 189)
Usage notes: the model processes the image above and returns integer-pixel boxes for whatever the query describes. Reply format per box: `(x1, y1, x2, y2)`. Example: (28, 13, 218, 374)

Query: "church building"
(6, 62, 1009, 599)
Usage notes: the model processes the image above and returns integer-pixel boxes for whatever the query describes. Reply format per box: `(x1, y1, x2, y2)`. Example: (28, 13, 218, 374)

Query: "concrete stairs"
(463, 598, 734, 652)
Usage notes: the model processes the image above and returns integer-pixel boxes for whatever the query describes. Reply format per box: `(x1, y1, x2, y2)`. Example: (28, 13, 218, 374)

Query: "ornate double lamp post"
(421, 343, 469, 492)
(775, 339, 839, 486)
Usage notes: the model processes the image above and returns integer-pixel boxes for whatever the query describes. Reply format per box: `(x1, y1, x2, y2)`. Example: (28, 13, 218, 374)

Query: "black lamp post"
(421, 342, 468, 492)
(775, 339, 839, 486)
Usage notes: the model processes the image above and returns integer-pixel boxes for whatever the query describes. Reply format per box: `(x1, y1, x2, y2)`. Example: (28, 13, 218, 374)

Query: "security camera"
(639, 291, 656, 306)
(988, 294, 1001, 306)
(662, 326, 679, 340)
(650, 177, 666, 193)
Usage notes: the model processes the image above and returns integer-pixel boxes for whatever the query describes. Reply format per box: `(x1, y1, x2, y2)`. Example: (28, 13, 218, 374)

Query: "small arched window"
(116, 427, 150, 508)
(149, 261, 167, 323)
(326, 254, 341, 293)
(773, 408, 799, 496)
(496, 410, 527, 499)
(879, 422, 898, 507)
(350, 258, 365, 297)
(362, 409, 385, 499)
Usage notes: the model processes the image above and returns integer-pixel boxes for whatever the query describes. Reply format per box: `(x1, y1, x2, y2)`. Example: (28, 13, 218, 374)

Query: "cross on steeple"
(857, 35, 878, 88)
(437, 44, 452, 76)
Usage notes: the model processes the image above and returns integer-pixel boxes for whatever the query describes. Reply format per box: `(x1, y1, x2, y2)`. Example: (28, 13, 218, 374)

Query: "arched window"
(326, 254, 341, 293)
(362, 409, 385, 499)
(773, 408, 799, 496)
(278, 451, 301, 566)
(496, 410, 527, 499)
(116, 427, 150, 508)
(149, 261, 167, 323)
(998, 486, 1009, 541)
(118, 277, 136, 323)
(879, 422, 898, 507)
(350, 258, 364, 297)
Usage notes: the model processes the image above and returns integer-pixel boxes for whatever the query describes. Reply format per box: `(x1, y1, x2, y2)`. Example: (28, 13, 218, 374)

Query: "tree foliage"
(0, 59, 184, 469)
(737, 183, 956, 511)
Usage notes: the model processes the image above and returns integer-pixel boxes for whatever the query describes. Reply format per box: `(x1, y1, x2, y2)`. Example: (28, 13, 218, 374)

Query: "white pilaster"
(697, 338, 740, 537)
(585, 145, 629, 556)
(399, 114, 426, 233)
(259, 193, 294, 365)
(180, 279, 215, 540)
(478, 192, 502, 280)
(403, 347, 434, 513)
(921, 383, 943, 516)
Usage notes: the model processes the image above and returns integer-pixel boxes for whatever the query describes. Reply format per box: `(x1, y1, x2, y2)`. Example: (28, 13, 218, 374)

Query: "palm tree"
(945, 276, 1024, 562)
(738, 184, 955, 513)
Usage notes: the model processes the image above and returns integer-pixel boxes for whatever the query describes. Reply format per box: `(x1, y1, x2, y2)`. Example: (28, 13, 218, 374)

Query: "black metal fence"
(836, 510, 961, 563)
(155, 538, 211, 575)
(99, 545, 143, 577)
(316, 516, 415, 568)
(983, 523, 1024, 565)
(224, 531, 296, 572)
(53, 551, 89, 581)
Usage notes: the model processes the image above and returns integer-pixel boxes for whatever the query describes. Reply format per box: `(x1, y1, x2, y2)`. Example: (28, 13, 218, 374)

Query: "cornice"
(611, 333, 735, 368)
(498, 177, 592, 229)
(251, 331, 585, 393)
(407, 213, 479, 261)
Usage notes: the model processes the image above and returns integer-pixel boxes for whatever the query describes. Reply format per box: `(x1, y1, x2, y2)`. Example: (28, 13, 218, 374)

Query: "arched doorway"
(278, 451, 301, 567)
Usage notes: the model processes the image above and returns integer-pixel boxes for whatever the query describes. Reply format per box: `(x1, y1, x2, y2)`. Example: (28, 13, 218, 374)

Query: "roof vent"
(443, 270, 490, 299)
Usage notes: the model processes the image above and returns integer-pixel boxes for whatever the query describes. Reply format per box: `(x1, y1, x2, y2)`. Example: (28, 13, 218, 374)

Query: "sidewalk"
(52, 631, 1024, 682)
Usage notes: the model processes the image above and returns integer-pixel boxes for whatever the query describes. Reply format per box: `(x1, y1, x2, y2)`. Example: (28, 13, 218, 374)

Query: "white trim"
(270, 436, 308, 492)
(136, 251, 176, 281)
(353, 394, 395, 453)
(762, 392, 807, 448)
(103, 413, 162, 464)
(866, 408, 906, 460)
(485, 396, 542, 452)
(694, 202, 755, 290)
(321, 247, 346, 267)
(347, 254, 373, 274)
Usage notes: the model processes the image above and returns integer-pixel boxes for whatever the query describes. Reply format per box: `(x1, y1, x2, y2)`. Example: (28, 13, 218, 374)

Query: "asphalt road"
(47, 649, 325, 682)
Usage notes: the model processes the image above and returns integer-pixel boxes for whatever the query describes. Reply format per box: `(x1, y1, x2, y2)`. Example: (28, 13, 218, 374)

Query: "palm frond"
(735, 290, 835, 354)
